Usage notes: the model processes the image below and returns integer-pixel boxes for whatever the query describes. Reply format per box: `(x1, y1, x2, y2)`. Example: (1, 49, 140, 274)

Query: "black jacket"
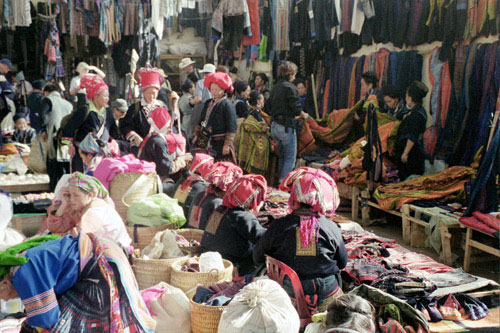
(268, 81, 302, 119)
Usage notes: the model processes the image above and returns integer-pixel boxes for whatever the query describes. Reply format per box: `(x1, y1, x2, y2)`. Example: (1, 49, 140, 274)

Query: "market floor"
(341, 212, 500, 283)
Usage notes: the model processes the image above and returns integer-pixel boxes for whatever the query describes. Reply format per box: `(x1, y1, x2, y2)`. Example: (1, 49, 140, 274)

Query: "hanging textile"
(241, 0, 260, 45)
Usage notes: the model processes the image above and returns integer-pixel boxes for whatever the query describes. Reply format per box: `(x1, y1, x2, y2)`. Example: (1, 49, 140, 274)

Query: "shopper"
(233, 80, 251, 118)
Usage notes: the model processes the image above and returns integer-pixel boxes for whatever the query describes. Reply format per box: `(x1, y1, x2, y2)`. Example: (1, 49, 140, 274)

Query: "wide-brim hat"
(199, 64, 216, 74)
(179, 58, 196, 69)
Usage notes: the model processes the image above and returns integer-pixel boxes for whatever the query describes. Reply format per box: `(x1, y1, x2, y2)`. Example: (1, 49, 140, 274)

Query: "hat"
(179, 58, 196, 69)
(190, 153, 214, 178)
(80, 133, 106, 155)
(137, 67, 165, 92)
(204, 72, 233, 93)
(112, 99, 128, 113)
(222, 174, 267, 211)
(205, 162, 243, 191)
(148, 107, 171, 135)
(199, 64, 216, 74)
(13, 113, 27, 123)
(76, 62, 90, 74)
(80, 74, 108, 100)
(0, 59, 13, 70)
(32, 80, 46, 91)
(165, 133, 186, 155)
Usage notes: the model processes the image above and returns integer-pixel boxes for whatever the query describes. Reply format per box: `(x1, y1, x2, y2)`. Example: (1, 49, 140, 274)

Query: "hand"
(40, 131, 48, 142)
(183, 153, 193, 162)
(401, 153, 408, 164)
(170, 91, 180, 101)
(133, 135, 143, 147)
(68, 143, 75, 157)
(301, 111, 309, 119)
(59, 187, 70, 208)
(222, 144, 230, 156)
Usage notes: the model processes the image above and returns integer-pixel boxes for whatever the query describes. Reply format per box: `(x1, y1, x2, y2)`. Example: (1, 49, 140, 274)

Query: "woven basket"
(109, 172, 158, 221)
(126, 224, 177, 250)
(27, 139, 48, 174)
(132, 254, 189, 290)
(170, 258, 233, 292)
(189, 297, 226, 333)
(176, 229, 204, 254)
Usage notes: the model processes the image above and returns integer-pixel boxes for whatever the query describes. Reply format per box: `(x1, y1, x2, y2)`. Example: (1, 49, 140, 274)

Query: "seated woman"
(12, 113, 36, 145)
(392, 81, 428, 181)
(238, 91, 271, 175)
(0, 233, 155, 332)
(138, 105, 192, 183)
(253, 167, 347, 311)
(168, 152, 214, 217)
(188, 161, 242, 230)
(324, 294, 375, 333)
(39, 172, 131, 248)
(201, 174, 267, 275)
(79, 132, 110, 176)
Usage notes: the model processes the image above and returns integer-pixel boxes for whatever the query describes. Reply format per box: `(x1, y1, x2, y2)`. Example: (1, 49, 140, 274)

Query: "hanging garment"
(241, 0, 260, 45)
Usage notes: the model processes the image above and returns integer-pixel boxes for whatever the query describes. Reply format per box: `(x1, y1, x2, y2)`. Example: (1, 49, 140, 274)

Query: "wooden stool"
(463, 226, 500, 272)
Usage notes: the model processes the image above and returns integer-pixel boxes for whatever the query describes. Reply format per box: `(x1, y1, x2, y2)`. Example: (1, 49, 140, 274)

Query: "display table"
(463, 225, 500, 273)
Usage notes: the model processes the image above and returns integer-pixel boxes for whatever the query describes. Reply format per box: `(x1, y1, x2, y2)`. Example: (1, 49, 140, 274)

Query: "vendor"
(0, 59, 13, 82)
(323, 294, 375, 333)
(69, 62, 106, 108)
(393, 81, 429, 181)
(109, 99, 129, 155)
(79, 133, 109, 176)
(268, 61, 308, 182)
(193, 72, 237, 162)
(360, 71, 378, 98)
(0, 233, 155, 332)
(253, 167, 347, 311)
(382, 85, 404, 117)
(62, 74, 111, 173)
(169, 152, 214, 217)
(233, 80, 251, 118)
(120, 67, 165, 155)
(39, 172, 131, 248)
(254, 73, 271, 101)
(188, 161, 242, 230)
(12, 113, 36, 145)
(138, 106, 192, 181)
(201, 174, 267, 276)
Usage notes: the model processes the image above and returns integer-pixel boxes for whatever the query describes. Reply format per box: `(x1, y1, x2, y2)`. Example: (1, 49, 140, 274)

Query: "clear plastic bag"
(141, 230, 185, 259)
(199, 251, 224, 273)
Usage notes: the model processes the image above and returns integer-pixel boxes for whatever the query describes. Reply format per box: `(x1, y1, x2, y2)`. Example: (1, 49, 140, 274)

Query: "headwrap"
(80, 74, 108, 100)
(165, 133, 186, 155)
(137, 67, 165, 92)
(204, 72, 234, 93)
(80, 133, 106, 155)
(148, 107, 171, 134)
(69, 172, 109, 199)
(281, 168, 340, 248)
(222, 174, 267, 211)
(205, 162, 243, 191)
(189, 153, 214, 179)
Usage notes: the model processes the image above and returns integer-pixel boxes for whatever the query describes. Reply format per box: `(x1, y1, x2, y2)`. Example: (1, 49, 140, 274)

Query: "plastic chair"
(265, 255, 315, 328)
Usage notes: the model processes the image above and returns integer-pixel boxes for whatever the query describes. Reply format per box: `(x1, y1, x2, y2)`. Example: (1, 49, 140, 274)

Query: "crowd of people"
(0, 55, 437, 332)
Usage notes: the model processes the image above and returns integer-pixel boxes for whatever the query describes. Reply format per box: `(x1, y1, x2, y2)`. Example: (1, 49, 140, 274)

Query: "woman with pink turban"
(253, 167, 347, 311)
(201, 174, 267, 275)
(61, 74, 111, 172)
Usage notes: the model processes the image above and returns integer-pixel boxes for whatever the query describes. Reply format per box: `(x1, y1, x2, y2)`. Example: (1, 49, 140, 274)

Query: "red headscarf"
(204, 72, 234, 93)
(222, 174, 267, 211)
(205, 161, 243, 191)
(137, 67, 165, 91)
(148, 107, 171, 134)
(80, 74, 108, 100)
(190, 153, 214, 179)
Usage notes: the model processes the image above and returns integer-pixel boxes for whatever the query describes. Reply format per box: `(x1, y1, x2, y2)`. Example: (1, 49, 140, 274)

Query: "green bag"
(127, 193, 186, 228)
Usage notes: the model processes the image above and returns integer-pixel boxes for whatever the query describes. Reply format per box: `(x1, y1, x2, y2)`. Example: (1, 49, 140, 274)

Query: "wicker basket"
(132, 254, 189, 290)
(176, 229, 204, 254)
(109, 172, 158, 221)
(127, 224, 177, 250)
(189, 297, 226, 333)
(170, 258, 233, 292)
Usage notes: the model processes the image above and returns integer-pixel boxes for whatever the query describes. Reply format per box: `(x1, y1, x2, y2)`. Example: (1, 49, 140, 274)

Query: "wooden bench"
(401, 204, 462, 266)
(463, 225, 500, 273)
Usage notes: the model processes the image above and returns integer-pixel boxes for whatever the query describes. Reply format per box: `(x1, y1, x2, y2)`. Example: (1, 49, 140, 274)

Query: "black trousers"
(47, 158, 70, 191)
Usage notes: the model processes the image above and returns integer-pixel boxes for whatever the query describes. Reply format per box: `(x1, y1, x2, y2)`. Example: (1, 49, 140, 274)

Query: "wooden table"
(0, 182, 50, 193)
(463, 225, 500, 272)
(354, 189, 402, 226)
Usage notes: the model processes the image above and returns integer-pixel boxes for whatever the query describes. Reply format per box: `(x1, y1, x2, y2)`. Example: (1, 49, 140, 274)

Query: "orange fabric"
(322, 79, 330, 117)
(348, 58, 360, 108)
(375, 48, 390, 87)
(305, 108, 355, 145)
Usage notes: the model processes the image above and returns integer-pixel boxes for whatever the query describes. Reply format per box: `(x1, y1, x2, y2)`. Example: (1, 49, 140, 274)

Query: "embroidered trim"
(295, 227, 317, 256)
(23, 289, 58, 318)
(205, 209, 226, 235)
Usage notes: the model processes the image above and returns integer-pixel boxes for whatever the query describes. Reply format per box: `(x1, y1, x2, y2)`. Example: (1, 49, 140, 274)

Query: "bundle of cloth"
(459, 211, 500, 238)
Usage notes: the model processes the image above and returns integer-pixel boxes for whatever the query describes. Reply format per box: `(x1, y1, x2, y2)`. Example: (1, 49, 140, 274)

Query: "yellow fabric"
(88, 101, 107, 116)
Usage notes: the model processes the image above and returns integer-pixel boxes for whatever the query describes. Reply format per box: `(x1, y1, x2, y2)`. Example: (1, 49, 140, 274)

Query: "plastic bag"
(127, 193, 186, 227)
(199, 252, 224, 273)
(141, 282, 191, 333)
(141, 230, 185, 259)
(218, 279, 300, 332)
(0, 193, 24, 251)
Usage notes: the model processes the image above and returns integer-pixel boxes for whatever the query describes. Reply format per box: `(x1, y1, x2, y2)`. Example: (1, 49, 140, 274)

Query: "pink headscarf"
(280, 167, 340, 247)
(80, 74, 108, 100)
(205, 161, 243, 191)
(190, 153, 214, 179)
(222, 174, 267, 211)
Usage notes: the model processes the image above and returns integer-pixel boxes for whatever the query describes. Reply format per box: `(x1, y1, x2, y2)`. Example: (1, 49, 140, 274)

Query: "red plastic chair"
(265, 255, 315, 328)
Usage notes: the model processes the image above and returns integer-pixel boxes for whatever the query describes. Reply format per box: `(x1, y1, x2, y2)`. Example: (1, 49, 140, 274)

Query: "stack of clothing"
(193, 279, 247, 306)
(459, 211, 500, 239)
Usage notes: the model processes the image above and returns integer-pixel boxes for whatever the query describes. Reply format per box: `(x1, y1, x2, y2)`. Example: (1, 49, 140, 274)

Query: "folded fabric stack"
(459, 211, 500, 238)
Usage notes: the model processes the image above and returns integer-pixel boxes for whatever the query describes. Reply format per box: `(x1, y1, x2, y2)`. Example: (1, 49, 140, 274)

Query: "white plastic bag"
(0, 194, 24, 251)
(142, 282, 191, 333)
(7, 155, 28, 175)
(218, 279, 300, 333)
(141, 230, 185, 259)
(199, 251, 224, 273)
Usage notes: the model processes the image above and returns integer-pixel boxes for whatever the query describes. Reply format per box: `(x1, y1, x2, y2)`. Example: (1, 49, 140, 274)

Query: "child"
(12, 113, 36, 145)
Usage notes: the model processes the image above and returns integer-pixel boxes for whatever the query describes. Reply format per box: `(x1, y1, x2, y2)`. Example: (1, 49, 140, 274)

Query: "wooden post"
(463, 227, 473, 272)
(401, 205, 410, 244)
(360, 190, 370, 226)
(311, 74, 319, 119)
(351, 186, 359, 222)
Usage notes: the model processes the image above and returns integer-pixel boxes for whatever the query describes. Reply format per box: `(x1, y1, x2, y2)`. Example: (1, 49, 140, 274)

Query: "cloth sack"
(127, 193, 186, 227)
(217, 279, 300, 332)
(141, 229, 185, 259)
(141, 282, 191, 333)
(199, 252, 225, 273)
(0, 194, 24, 251)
